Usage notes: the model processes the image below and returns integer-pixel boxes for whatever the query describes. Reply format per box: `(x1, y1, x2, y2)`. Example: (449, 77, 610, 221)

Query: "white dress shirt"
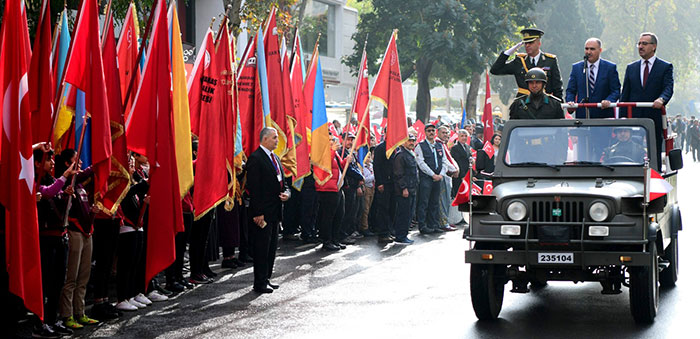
(639, 55, 657, 85)
(261, 145, 283, 182)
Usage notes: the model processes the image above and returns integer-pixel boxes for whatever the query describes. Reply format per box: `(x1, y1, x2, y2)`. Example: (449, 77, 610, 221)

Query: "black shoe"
(166, 281, 185, 293)
(340, 237, 356, 245)
(189, 274, 212, 285)
(322, 242, 340, 251)
(51, 322, 73, 336)
(332, 241, 347, 249)
(179, 278, 194, 289)
(232, 258, 247, 267)
(91, 302, 120, 321)
(303, 237, 322, 244)
(221, 258, 238, 269)
(253, 286, 274, 294)
(154, 284, 173, 296)
(377, 236, 394, 244)
(267, 280, 280, 289)
(238, 255, 254, 263)
(359, 230, 376, 237)
(282, 234, 302, 241)
(32, 324, 61, 339)
(203, 267, 218, 279)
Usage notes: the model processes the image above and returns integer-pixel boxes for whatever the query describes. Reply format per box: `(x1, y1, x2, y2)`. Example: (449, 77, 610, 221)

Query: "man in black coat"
(246, 127, 290, 293)
(372, 139, 396, 243)
(392, 134, 419, 244)
(450, 129, 471, 198)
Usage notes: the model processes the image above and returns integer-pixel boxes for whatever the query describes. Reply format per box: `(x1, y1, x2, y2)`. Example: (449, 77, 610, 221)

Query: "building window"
(300, 0, 335, 58)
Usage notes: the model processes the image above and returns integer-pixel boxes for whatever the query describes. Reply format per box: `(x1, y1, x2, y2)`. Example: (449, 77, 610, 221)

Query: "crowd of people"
(1, 116, 495, 338)
(671, 115, 700, 162)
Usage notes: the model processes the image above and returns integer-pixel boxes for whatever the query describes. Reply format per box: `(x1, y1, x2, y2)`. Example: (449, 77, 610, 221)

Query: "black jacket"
(393, 146, 419, 194)
(373, 141, 394, 187)
(246, 147, 288, 224)
(450, 142, 471, 197)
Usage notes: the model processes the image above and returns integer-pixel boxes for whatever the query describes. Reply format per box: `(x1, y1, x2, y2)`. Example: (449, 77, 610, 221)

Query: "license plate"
(538, 252, 574, 264)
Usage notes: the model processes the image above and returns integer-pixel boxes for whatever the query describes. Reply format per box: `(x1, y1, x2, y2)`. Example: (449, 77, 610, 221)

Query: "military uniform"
(603, 140, 646, 163)
(490, 28, 563, 99)
(509, 93, 564, 120)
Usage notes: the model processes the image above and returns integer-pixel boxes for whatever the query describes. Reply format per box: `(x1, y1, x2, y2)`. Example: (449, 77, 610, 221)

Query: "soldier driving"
(602, 126, 647, 163)
(490, 28, 564, 100)
(508, 68, 564, 120)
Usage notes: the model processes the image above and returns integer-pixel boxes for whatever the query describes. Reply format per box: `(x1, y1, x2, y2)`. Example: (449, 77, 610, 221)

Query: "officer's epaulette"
(543, 52, 556, 58)
(548, 94, 563, 102)
(516, 53, 527, 57)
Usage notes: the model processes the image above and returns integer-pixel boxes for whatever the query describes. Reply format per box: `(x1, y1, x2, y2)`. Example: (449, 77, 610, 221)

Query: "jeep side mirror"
(668, 149, 683, 171)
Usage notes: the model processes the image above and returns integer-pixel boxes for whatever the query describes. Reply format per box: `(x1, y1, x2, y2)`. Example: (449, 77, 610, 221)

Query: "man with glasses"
(414, 123, 450, 234)
(491, 28, 563, 100)
(620, 32, 674, 169)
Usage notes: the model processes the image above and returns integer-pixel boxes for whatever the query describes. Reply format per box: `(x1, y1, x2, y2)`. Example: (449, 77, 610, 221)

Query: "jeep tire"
(629, 244, 659, 323)
(470, 263, 506, 321)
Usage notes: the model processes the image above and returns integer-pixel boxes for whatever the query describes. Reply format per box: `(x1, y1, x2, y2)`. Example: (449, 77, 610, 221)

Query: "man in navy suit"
(247, 127, 290, 293)
(620, 32, 674, 169)
(566, 38, 621, 119)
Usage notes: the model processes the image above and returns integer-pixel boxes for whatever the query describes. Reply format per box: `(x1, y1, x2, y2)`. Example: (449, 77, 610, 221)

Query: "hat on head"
(408, 134, 417, 141)
(424, 123, 437, 130)
(525, 67, 547, 83)
(475, 125, 484, 134)
(520, 28, 544, 43)
(343, 132, 356, 139)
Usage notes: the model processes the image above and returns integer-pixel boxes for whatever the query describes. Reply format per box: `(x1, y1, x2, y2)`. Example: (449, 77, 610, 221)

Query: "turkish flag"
(471, 148, 478, 170)
(412, 120, 425, 142)
(452, 176, 471, 206)
(482, 73, 494, 143)
(125, 0, 184, 288)
(471, 181, 483, 195)
(647, 168, 673, 202)
(483, 180, 494, 195)
(371, 31, 408, 158)
(0, 0, 43, 319)
(482, 140, 495, 159)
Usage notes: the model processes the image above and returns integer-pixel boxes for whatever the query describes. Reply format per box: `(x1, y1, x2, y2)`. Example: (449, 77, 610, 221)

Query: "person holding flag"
(392, 134, 420, 244)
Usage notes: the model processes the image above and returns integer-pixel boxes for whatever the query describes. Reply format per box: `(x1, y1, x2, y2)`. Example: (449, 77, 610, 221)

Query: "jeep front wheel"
(470, 263, 505, 321)
(629, 244, 659, 323)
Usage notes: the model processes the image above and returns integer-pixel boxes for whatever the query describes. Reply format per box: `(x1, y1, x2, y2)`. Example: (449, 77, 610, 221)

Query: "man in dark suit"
(566, 38, 621, 119)
(450, 129, 471, 198)
(470, 125, 484, 151)
(620, 32, 674, 169)
(246, 127, 290, 293)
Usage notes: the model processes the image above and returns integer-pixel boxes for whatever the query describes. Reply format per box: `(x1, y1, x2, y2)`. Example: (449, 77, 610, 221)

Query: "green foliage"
(238, 0, 298, 35)
(596, 0, 700, 114)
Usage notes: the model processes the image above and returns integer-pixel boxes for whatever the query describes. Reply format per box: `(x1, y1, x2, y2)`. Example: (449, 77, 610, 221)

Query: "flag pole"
(338, 36, 370, 187)
(100, 0, 114, 45)
(62, 114, 89, 228)
(121, 0, 159, 109)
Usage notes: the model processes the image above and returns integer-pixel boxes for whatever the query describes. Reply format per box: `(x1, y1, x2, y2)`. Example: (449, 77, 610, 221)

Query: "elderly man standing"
(246, 128, 290, 294)
(414, 123, 450, 234)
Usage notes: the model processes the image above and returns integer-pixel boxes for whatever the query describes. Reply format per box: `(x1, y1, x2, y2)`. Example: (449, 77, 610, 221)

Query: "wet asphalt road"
(81, 154, 700, 339)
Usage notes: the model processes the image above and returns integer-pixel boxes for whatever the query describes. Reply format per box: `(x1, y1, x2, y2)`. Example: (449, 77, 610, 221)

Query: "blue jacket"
(620, 58, 674, 119)
(565, 58, 620, 118)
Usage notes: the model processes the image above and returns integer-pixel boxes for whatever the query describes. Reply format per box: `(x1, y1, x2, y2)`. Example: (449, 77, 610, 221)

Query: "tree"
(344, 0, 536, 123)
(596, 0, 700, 114)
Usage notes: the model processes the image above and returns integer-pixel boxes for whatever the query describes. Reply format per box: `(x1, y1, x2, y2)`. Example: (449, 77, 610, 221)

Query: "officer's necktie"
(643, 60, 650, 87)
(531, 57, 535, 66)
(589, 64, 595, 93)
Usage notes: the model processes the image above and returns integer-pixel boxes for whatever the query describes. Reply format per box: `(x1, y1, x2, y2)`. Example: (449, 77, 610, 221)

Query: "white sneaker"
(115, 300, 138, 311)
(128, 297, 147, 309)
(134, 293, 153, 305)
(147, 290, 169, 302)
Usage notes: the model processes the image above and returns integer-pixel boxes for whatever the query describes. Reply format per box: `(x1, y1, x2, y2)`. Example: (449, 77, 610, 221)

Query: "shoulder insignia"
(548, 94, 563, 102)
(516, 53, 527, 57)
(544, 52, 556, 58)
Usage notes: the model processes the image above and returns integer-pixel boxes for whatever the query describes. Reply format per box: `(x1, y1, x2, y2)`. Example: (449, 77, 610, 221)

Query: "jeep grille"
(530, 200, 585, 223)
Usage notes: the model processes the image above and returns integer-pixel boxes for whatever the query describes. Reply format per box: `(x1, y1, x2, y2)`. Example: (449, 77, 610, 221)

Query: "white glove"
(504, 41, 523, 56)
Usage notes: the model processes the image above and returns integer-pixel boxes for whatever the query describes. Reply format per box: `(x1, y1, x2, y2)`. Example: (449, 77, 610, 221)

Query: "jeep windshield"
(504, 125, 649, 167)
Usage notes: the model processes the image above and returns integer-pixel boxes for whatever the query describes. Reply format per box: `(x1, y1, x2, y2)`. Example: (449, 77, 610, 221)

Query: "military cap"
(424, 123, 437, 130)
(520, 28, 544, 43)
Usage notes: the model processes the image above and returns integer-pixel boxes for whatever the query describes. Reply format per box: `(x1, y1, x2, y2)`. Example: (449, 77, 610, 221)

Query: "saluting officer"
(509, 68, 564, 120)
(490, 28, 564, 100)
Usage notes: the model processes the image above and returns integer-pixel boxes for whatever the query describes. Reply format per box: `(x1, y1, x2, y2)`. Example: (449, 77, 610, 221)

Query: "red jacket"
(315, 149, 346, 192)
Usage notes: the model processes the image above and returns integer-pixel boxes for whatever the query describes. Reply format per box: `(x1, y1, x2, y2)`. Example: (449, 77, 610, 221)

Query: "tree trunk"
(415, 57, 434, 123)
(466, 71, 481, 120)
(225, 0, 244, 32)
(445, 86, 451, 114)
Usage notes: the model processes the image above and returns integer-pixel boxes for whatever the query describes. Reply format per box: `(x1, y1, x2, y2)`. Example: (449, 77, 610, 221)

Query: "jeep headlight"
(506, 201, 527, 221)
(589, 201, 609, 222)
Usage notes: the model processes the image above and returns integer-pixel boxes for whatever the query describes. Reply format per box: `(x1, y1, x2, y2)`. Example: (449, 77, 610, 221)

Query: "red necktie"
(270, 153, 280, 175)
(643, 60, 650, 87)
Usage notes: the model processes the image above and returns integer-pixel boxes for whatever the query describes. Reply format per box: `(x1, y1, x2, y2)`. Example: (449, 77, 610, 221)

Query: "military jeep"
(463, 118, 683, 323)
